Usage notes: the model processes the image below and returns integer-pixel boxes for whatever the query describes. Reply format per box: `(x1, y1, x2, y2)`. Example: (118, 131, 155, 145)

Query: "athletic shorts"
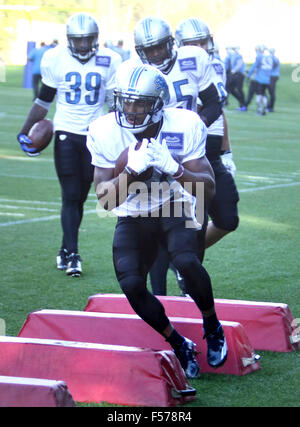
(256, 83, 269, 96)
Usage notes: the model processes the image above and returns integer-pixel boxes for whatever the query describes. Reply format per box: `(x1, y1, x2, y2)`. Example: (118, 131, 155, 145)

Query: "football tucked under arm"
(114, 140, 153, 181)
(17, 100, 51, 156)
(27, 119, 54, 152)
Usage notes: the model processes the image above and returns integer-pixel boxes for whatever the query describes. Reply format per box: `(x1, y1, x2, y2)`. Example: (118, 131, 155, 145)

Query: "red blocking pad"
(18, 310, 261, 376)
(0, 376, 76, 407)
(0, 336, 195, 407)
(85, 294, 300, 352)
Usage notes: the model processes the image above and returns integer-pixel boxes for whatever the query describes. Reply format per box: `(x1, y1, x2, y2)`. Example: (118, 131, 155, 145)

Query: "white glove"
(221, 151, 236, 177)
(126, 139, 151, 175)
(148, 138, 179, 176)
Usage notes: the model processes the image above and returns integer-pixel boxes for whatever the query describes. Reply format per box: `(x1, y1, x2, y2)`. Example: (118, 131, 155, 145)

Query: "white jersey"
(41, 46, 122, 135)
(198, 56, 227, 136)
(87, 108, 207, 221)
(128, 45, 223, 113)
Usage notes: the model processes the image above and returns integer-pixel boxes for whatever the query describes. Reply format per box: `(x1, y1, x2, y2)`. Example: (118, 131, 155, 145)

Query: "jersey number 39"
(65, 72, 101, 105)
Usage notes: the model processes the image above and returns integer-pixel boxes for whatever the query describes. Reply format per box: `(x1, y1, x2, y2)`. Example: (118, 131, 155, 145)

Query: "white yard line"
(0, 212, 25, 217)
(0, 173, 56, 180)
(0, 208, 97, 227)
(1, 181, 300, 227)
(239, 181, 300, 193)
(0, 204, 58, 212)
(0, 155, 52, 162)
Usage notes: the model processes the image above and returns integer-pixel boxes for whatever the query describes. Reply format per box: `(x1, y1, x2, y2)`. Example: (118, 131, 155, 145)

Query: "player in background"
(131, 16, 224, 295)
(224, 46, 234, 105)
(17, 13, 122, 277)
(267, 48, 280, 112)
(87, 62, 228, 377)
(248, 45, 273, 115)
(245, 46, 261, 109)
(226, 46, 247, 111)
(175, 18, 239, 294)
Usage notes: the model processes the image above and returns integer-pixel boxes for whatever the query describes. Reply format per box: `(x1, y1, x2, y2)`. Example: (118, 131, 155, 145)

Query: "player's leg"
(54, 131, 86, 276)
(149, 244, 169, 295)
(205, 159, 239, 248)
(113, 217, 170, 332)
(166, 219, 228, 369)
(113, 216, 199, 378)
(245, 80, 257, 108)
(255, 83, 266, 115)
(268, 76, 278, 111)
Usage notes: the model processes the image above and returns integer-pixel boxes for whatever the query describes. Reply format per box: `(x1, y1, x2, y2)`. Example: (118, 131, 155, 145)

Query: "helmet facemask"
(183, 35, 214, 55)
(67, 34, 99, 63)
(135, 36, 175, 72)
(114, 93, 164, 134)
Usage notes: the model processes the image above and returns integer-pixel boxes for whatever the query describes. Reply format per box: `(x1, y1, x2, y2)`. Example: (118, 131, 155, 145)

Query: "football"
(28, 119, 54, 152)
(114, 141, 153, 181)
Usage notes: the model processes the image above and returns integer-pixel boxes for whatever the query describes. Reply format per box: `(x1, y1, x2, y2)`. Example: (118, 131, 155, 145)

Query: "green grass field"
(0, 65, 299, 407)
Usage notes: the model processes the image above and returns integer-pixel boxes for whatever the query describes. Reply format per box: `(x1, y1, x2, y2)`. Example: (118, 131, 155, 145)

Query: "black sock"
(203, 313, 220, 335)
(166, 329, 185, 350)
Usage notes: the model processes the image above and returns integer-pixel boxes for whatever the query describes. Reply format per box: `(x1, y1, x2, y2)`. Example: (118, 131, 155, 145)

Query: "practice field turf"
(0, 65, 299, 407)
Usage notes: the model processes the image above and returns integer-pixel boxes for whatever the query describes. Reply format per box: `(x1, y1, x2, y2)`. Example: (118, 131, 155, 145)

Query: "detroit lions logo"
(154, 75, 170, 102)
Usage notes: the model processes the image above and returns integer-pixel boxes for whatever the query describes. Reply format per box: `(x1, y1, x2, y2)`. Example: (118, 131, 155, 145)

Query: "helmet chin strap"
(150, 59, 170, 72)
(119, 109, 163, 134)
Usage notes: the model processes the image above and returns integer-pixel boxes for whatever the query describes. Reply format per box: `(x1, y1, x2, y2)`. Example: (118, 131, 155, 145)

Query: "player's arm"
(220, 113, 236, 177)
(17, 84, 56, 155)
(19, 84, 56, 135)
(178, 156, 215, 205)
(94, 139, 153, 210)
(94, 166, 136, 211)
(221, 112, 230, 151)
(148, 138, 215, 204)
(198, 83, 222, 128)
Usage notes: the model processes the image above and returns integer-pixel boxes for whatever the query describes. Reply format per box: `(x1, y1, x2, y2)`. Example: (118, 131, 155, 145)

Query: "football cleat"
(174, 337, 200, 379)
(56, 249, 68, 271)
(204, 324, 228, 368)
(66, 253, 82, 277)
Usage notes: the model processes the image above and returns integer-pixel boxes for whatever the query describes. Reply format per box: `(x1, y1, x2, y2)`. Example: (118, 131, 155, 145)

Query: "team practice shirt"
(129, 45, 224, 113)
(201, 55, 227, 136)
(87, 107, 207, 223)
(41, 46, 122, 134)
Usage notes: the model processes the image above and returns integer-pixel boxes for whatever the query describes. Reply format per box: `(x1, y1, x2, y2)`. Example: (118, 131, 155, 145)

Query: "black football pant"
(32, 73, 42, 100)
(113, 216, 215, 335)
(245, 80, 257, 107)
(54, 131, 94, 255)
(149, 213, 208, 295)
(208, 159, 239, 232)
(228, 72, 246, 107)
(267, 76, 278, 110)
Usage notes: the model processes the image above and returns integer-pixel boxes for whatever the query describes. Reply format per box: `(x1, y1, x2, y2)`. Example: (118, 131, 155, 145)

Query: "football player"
(248, 45, 274, 115)
(132, 16, 224, 295)
(17, 13, 122, 277)
(175, 18, 239, 253)
(225, 46, 247, 111)
(267, 48, 280, 112)
(87, 62, 228, 377)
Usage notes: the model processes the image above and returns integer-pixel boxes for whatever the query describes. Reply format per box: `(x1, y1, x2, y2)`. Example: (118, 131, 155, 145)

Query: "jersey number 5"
(65, 72, 101, 105)
(173, 79, 193, 110)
